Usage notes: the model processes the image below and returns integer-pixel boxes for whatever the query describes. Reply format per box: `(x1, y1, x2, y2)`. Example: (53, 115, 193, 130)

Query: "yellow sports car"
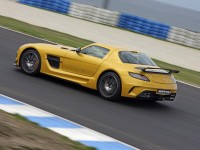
(14, 43, 179, 101)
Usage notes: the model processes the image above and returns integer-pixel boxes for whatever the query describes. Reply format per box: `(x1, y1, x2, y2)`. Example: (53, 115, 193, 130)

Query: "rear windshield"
(119, 51, 157, 66)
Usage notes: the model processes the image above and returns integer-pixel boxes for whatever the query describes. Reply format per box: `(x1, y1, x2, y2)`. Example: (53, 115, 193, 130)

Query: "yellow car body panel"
(15, 43, 177, 100)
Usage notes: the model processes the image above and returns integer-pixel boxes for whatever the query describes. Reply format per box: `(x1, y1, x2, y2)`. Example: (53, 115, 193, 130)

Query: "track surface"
(0, 28, 200, 150)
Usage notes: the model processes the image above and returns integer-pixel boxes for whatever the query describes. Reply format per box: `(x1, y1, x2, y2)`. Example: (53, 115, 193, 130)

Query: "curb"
(0, 94, 139, 150)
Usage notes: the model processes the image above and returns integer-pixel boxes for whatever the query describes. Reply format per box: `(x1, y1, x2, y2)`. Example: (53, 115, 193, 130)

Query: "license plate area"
(156, 90, 171, 95)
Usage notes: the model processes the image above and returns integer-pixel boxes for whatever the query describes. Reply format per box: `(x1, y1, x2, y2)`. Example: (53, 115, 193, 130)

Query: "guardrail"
(68, 3, 119, 26)
(19, 0, 70, 14)
(118, 13, 170, 40)
(18, 0, 200, 49)
(168, 27, 200, 49)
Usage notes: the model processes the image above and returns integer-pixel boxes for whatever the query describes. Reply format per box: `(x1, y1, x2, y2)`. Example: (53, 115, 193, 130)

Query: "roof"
(91, 43, 140, 53)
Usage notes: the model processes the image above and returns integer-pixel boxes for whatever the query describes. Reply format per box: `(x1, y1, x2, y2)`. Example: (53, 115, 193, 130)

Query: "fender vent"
(47, 55, 60, 69)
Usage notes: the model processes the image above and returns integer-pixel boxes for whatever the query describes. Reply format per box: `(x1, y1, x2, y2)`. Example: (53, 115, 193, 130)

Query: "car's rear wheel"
(98, 72, 121, 101)
(20, 49, 41, 75)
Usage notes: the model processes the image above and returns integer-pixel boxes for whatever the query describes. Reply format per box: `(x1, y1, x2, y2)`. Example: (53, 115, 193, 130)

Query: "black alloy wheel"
(20, 49, 41, 75)
(98, 72, 121, 101)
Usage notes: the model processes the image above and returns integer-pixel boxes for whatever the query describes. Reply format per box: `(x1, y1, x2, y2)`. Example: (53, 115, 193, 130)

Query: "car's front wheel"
(20, 49, 41, 75)
(98, 72, 121, 101)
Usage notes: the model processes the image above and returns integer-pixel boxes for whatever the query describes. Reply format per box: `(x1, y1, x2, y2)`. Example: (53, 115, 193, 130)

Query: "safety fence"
(18, 0, 200, 49)
(68, 3, 119, 26)
(168, 27, 200, 49)
(118, 13, 170, 39)
(19, 0, 70, 14)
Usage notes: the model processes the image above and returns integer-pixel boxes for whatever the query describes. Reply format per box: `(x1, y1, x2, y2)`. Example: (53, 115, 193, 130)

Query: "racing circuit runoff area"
(0, 26, 200, 150)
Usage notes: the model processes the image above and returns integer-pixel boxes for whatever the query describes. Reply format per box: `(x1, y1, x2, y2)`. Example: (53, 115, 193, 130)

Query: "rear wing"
(136, 67, 180, 74)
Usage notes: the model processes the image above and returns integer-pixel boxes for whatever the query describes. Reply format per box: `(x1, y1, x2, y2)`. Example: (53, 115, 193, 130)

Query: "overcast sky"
(155, 0, 200, 11)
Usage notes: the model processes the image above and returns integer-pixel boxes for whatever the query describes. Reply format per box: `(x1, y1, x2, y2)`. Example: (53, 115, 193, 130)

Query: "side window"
(80, 46, 109, 59)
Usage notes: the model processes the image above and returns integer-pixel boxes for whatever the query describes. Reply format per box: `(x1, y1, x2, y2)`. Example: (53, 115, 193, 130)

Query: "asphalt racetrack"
(0, 27, 200, 150)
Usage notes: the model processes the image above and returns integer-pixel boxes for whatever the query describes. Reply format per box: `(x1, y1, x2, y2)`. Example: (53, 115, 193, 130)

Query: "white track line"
(0, 25, 56, 44)
(177, 80, 200, 89)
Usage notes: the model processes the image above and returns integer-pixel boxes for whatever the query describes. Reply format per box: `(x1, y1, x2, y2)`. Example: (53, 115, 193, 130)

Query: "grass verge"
(153, 59, 200, 86)
(0, 15, 91, 47)
(0, 110, 96, 150)
(0, 15, 199, 86)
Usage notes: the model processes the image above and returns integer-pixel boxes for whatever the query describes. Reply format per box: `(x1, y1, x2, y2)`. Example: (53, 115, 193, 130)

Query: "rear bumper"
(121, 75, 177, 100)
(137, 91, 176, 101)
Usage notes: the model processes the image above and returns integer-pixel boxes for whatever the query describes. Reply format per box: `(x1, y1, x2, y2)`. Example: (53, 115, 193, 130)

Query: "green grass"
(13, 114, 40, 126)
(0, 15, 199, 86)
(0, 15, 92, 47)
(12, 113, 96, 150)
(153, 59, 200, 86)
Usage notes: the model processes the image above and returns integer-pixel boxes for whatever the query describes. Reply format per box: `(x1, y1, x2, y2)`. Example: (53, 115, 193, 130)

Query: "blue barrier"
(18, 0, 70, 14)
(118, 13, 170, 39)
(18, 0, 172, 40)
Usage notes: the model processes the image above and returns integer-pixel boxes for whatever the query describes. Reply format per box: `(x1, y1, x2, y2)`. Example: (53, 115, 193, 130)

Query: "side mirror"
(75, 47, 81, 53)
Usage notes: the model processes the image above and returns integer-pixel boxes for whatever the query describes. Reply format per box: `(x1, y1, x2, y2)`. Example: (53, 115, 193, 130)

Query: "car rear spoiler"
(135, 67, 180, 74)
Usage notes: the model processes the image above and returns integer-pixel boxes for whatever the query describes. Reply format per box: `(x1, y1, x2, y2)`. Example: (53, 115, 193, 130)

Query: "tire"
(20, 49, 41, 75)
(98, 72, 121, 101)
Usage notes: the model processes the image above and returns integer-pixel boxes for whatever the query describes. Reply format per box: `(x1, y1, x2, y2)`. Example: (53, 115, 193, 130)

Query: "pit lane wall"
(18, 0, 200, 49)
